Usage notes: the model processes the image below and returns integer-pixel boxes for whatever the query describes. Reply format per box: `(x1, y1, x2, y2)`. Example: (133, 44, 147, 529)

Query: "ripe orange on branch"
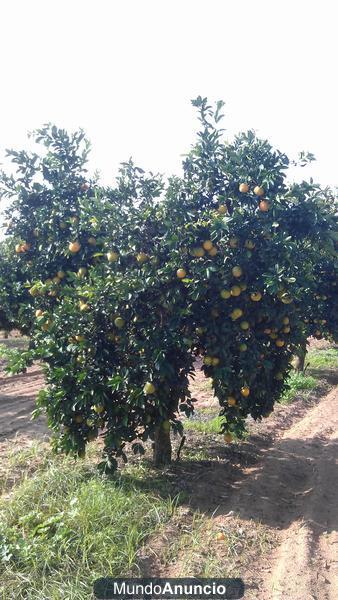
(107, 251, 119, 262)
(203, 240, 213, 251)
(239, 182, 249, 193)
(250, 292, 262, 302)
(191, 247, 205, 257)
(69, 241, 81, 253)
(259, 200, 270, 212)
(254, 185, 265, 196)
(241, 386, 250, 397)
(231, 285, 241, 297)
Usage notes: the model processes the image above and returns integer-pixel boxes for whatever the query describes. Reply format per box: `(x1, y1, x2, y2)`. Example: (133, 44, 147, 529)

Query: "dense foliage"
(1, 98, 337, 468)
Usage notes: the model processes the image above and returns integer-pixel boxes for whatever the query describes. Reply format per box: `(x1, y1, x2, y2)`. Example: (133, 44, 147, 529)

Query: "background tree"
(0, 239, 31, 336)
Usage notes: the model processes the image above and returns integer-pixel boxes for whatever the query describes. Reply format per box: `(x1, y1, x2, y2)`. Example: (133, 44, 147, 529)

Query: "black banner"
(93, 577, 245, 599)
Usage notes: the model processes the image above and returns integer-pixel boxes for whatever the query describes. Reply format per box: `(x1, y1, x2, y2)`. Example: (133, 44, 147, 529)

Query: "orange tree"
(1, 99, 337, 469)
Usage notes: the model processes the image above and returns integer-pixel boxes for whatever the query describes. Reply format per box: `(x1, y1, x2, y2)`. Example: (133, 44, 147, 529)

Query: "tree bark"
(295, 341, 307, 372)
(153, 423, 172, 467)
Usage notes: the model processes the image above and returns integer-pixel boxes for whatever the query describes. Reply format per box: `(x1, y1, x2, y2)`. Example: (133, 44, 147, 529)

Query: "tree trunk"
(295, 341, 307, 372)
(153, 423, 172, 467)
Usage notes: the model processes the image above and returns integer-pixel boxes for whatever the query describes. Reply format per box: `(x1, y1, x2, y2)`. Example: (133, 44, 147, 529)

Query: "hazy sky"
(0, 0, 337, 189)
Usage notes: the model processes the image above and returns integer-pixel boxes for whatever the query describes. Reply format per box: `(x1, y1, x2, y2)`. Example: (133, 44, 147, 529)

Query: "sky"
(0, 0, 337, 197)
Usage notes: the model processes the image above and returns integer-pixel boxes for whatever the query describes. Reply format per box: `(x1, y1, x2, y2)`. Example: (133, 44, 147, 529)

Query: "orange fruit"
(280, 294, 293, 304)
(136, 252, 149, 263)
(69, 241, 81, 253)
(107, 251, 119, 262)
(87, 236, 96, 246)
(191, 247, 205, 257)
(217, 205, 227, 214)
(216, 531, 226, 541)
(254, 185, 265, 196)
(211, 357, 220, 366)
(232, 265, 243, 278)
(114, 317, 125, 329)
(250, 292, 262, 302)
(35, 309, 44, 317)
(230, 308, 243, 320)
(259, 200, 270, 212)
(220, 289, 231, 299)
(231, 285, 241, 297)
(239, 183, 249, 193)
(208, 247, 218, 257)
(240, 321, 250, 330)
(241, 386, 250, 397)
(227, 396, 237, 406)
(176, 268, 187, 279)
(276, 339, 285, 347)
(224, 433, 233, 443)
(203, 240, 213, 251)
(143, 382, 156, 395)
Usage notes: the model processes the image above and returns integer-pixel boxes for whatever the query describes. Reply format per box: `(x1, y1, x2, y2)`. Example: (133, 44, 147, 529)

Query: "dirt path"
(175, 384, 337, 599)
(244, 386, 338, 600)
(0, 364, 47, 449)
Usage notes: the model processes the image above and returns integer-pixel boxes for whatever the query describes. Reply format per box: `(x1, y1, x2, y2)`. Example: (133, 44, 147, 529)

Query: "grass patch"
(280, 372, 317, 405)
(183, 415, 224, 435)
(307, 347, 338, 370)
(0, 440, 52, 496)
(0, 452, 176, 599)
